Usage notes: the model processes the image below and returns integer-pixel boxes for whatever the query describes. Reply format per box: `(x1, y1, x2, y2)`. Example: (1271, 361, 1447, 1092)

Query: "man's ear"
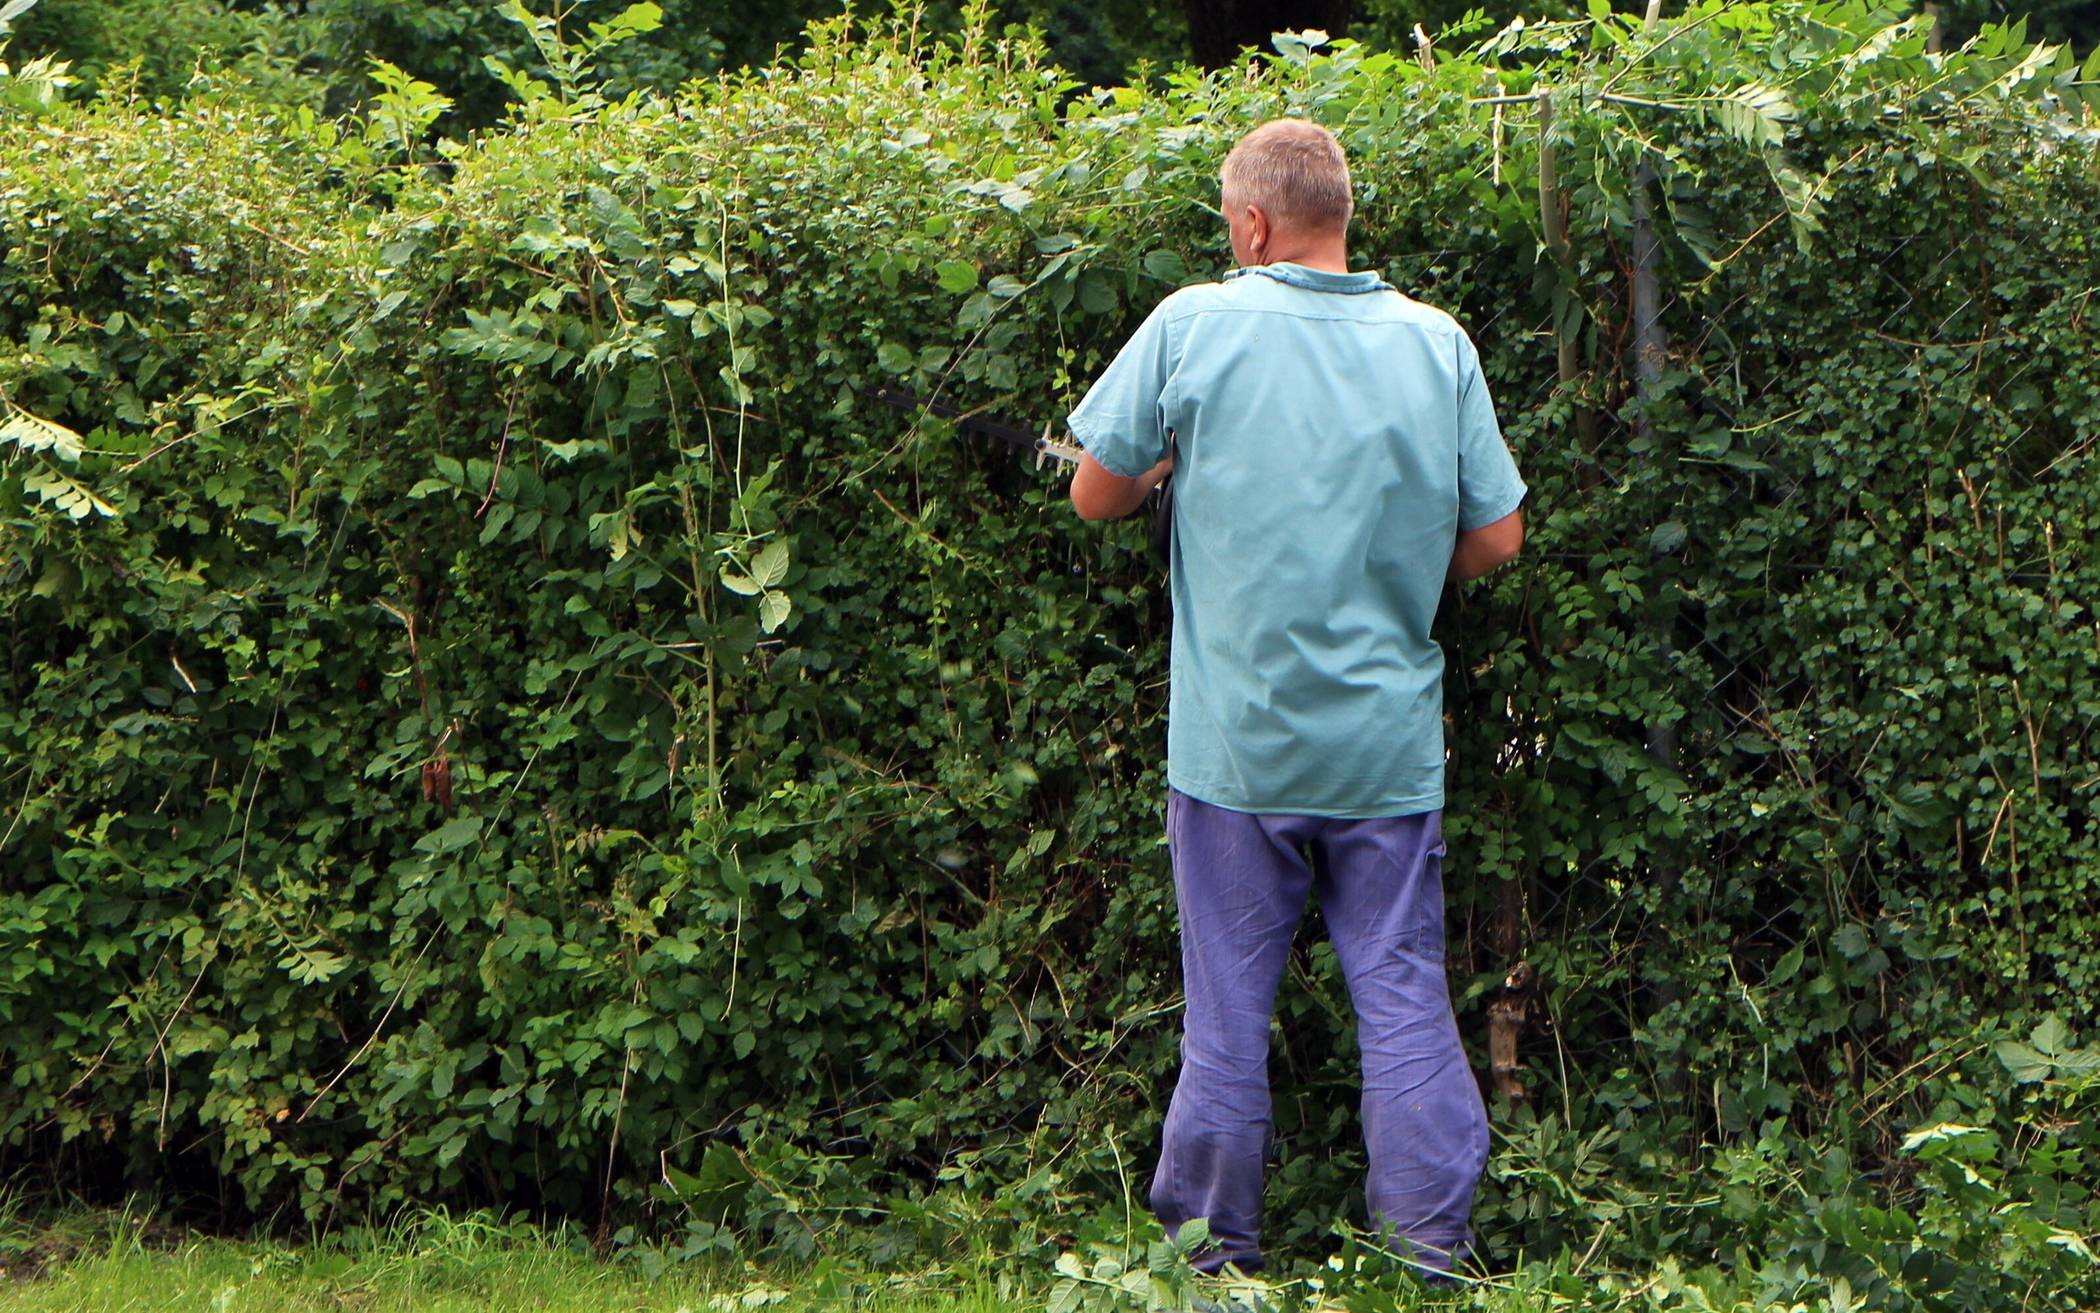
(1246, 204, 1271, 263)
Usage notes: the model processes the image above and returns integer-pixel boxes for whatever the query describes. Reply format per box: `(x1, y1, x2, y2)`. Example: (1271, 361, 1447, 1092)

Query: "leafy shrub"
(1, 3, 2097, 1300)
(6, 0, 322, 108)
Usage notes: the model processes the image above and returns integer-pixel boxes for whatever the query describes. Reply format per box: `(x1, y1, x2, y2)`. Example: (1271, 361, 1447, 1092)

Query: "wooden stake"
(1489, 959, 1537, 1104)
(1491, 96, 1505, 186)
(1536, 91, 1595, 452)
(1537, 90, 1568, 266)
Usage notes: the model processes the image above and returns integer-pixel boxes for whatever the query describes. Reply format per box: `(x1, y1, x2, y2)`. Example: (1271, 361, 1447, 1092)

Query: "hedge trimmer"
(867, 385, 1173, 563)
(864, 384, 1082, 467)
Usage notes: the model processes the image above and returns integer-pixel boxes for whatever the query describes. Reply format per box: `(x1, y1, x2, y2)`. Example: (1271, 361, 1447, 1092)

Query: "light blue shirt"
(1068, 262, 1526, 817)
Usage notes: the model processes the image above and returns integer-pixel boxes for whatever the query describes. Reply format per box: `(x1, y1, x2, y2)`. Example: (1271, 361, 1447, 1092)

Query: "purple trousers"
(1150, 788, 1489, 1276)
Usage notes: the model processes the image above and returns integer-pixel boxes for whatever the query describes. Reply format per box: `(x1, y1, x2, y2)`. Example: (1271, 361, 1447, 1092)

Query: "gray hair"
(1219, 119, 1353, 232)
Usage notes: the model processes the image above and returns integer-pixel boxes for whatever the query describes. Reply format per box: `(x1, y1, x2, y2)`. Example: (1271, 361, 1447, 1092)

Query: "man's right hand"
(1071, 451, 1175, 521)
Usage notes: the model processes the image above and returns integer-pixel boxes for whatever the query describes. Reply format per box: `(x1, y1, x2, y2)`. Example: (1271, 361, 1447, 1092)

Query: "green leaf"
(30, 559, 75, 599)
(1885, 782, 1952, 830)
(1649, 520, 1687, 554)
(582, 2, 663, 53)
(21, 467, 117, 519)
(478, 503, 514, 545)
(539, 437, 610, 462)
(1076, 271, 1117, 315)
(1767, 943, 1805, 985)
(591, 508, 636, 562)
(1995, 1041, 2052, 1084)
(758, 591, 792, 633)
(876, 341, 915, 374)
(1709, 83, 1795, 151)
(719, 568, 761, 596)
(1172, 1216, 1212, 1254)
(2030, 1014, 2071, 1057)
(752, 540, 789, 588)
(364, 59, 453, 149)
(280, 947, 349, 986)
(415, 815, 483, 855)
(1, 407, 85, 462)
(1899, 1122, 1988, 1154)
(934, 259, 979, 293)
(1140, 249, 1189, 283)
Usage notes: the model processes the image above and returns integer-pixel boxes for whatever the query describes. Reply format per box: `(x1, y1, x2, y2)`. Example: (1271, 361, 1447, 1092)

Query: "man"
(1065, 118, 1526, 1278)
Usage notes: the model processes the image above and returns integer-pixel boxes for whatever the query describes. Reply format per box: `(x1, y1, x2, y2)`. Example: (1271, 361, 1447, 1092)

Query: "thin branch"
(1598, 2, 1730, 98)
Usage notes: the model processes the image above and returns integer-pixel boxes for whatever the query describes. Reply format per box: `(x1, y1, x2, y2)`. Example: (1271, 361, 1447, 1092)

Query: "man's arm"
(1070, 451, 1175, 521)
(1449, 508, 1523, 582)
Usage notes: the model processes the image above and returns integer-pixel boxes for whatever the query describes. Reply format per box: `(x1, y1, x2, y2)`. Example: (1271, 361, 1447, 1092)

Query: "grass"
(0, 1197, 1920, 1313)
(0, 1199, 1714, 1313)
(0, 1206, 1034, 1313)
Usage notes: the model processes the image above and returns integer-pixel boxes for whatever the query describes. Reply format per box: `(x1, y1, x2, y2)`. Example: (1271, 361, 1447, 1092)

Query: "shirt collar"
(1225, 262, 1391, 294)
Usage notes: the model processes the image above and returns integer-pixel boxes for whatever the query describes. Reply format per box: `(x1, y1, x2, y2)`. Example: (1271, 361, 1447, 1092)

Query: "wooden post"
(1475, 87, 1595, 1108)
(1630, 0, 1687, 1114)
(1536, 89, 1567, 266)
(1632, 173, 1676, 777)
(1631, 8, 1678, 792)
(1488, 961, 1537, 1104)
(1487, 855, 1534, 1105)
(1630, 4, 1666, 478)
(1537, 90, 1596, 454)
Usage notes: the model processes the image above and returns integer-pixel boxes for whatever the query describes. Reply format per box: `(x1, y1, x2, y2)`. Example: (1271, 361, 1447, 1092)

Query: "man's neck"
(1258, 235, 1351, 273)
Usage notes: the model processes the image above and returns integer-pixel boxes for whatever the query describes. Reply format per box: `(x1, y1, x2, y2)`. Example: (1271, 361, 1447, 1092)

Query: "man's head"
(1218, 119, 1353, 268)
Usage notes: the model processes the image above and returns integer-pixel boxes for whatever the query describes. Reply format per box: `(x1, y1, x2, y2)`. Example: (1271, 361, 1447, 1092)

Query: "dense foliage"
(14, 0, 2091, 132)
(4, 2, 2100, 1306)
(5, 0, 1186, 118)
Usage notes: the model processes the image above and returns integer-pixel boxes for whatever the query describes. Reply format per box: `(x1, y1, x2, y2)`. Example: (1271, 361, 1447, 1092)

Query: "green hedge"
(3, 4, 2098, 1299)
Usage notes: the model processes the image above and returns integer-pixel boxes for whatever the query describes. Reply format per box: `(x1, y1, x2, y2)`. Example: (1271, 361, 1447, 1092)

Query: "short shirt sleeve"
(1067, 300, 1178, 477)
(1456, 334, 1527, 531)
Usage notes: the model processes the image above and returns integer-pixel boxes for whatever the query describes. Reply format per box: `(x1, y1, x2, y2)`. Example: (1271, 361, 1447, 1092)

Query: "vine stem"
(596, 977, 642, 1247)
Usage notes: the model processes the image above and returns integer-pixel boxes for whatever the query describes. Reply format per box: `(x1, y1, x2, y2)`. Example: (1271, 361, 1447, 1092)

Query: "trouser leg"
(1150, 788, 1318, 1274)
(1312, 810, 1487, 1275)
